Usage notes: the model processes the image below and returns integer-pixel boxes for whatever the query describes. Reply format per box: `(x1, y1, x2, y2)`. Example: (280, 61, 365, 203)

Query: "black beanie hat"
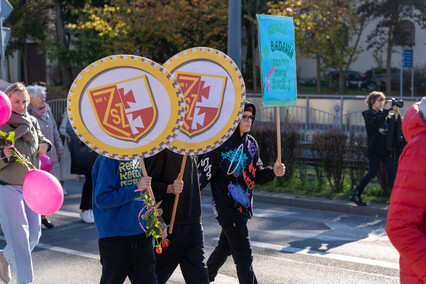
(244, 101, 256, 117)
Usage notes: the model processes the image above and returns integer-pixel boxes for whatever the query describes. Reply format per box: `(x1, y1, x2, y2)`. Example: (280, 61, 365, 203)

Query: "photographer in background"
(349, 91, 404, 206)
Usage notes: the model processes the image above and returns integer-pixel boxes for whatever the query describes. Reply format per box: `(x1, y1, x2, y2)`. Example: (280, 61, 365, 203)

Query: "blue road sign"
(403, 55, 413, 62)
(0, 0, 13, 21)
(402, 49, 414, 68)
(0, 0, 12, 80)
(403, 49, 413, 56)
(402, 62, 413, 68)
(1, 27, 9, 47)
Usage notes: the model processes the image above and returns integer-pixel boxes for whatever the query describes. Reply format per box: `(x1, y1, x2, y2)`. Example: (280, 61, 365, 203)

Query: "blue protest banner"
(257, 14, 297, 107)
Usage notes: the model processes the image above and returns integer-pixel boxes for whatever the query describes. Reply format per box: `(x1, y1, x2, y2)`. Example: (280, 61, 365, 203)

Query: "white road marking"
(56, 210, 80, 218)
(249, 240, 399, 269)
(0, 236, 99, 260)
(201, 203, 297, 218)
(262, 229, 357, 241)
(324, 222, 390, 242)
(169, 267, 238, 283)
(259, 251, 399, 281)
(263, 228, 390, 242)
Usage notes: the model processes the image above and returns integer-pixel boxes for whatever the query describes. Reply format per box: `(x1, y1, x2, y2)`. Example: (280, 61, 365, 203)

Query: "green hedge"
(251, 123, 393, 197)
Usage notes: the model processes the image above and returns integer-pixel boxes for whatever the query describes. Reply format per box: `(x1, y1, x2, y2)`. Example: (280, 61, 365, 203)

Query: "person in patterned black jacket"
(198, 101, 285, 284)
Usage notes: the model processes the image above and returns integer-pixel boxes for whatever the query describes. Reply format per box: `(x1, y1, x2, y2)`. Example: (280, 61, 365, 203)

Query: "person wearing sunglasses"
(198, 101, 285, 284)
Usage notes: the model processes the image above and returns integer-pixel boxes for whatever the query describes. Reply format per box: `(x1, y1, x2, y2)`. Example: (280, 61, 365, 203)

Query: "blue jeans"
(0, 184, 41, 284)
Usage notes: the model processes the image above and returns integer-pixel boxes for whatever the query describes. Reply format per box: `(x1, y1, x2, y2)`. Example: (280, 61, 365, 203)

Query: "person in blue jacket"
(198, 101, 285, 284)
(92, 155, 166, 284)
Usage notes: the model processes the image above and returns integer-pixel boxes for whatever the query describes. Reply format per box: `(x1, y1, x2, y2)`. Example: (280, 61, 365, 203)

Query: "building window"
(394, 20, 415, 47)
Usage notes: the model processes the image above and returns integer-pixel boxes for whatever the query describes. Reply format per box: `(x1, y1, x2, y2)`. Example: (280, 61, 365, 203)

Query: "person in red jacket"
(386, 97, 426, 283)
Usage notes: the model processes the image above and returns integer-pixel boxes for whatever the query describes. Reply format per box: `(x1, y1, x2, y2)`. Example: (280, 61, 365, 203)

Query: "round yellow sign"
(163, 47, 246, 154)
(67, 54, 184, 159)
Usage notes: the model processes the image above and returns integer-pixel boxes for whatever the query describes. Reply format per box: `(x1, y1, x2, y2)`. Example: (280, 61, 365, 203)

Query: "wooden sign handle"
(139, 158, 155, 205)
(168, 155, 187, 234)
(276, 106, 281, 164)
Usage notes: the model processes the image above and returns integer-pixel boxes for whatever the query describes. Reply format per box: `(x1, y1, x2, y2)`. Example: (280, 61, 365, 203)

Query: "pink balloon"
(40, 154, 53, 172)
(23, 169, 64, 215)
(0, 91, 11, 127)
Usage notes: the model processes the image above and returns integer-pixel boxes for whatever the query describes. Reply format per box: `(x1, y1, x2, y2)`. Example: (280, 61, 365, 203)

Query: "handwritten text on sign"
(258, 15, 297, 107)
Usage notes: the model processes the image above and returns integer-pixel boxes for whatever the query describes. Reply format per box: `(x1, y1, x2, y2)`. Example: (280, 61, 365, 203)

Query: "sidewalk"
(64, 179, 388, 219)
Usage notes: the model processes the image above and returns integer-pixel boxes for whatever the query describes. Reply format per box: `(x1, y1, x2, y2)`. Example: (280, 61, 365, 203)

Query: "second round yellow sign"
(164, 47, 246, 155)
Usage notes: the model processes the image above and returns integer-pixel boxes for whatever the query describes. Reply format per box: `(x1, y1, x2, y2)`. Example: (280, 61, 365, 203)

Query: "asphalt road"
(0, 180, 399, 283)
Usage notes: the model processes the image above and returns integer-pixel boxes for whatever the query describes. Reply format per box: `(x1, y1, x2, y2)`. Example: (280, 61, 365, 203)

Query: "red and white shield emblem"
(175, 71, 226, 136)
(87, 76, 156, 141)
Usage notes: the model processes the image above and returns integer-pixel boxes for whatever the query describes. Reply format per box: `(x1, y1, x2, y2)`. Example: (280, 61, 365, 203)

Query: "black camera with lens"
(388, 98, 404, 108)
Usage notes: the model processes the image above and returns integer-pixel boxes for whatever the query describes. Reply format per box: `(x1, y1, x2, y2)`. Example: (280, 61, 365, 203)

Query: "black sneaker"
(42, 217, 55, 229)
(349, 194, 367, 206)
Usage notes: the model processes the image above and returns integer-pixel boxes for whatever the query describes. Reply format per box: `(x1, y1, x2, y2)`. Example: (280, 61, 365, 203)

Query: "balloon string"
(137, 204, 147, 233)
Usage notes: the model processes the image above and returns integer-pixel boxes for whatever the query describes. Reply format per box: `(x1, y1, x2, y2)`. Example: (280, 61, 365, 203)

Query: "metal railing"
(251, 93, 420, 141)
(48, 94, 420, 141)
(257, 106, 366, 142)
(47, 99, 67, 124)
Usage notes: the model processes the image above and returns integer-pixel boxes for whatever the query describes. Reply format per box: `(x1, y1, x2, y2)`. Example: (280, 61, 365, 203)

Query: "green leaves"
(0, 130, 15, 146)
(137, 190, 168, 254)
(268, 0, 366, 94)
(0, 130, 36, 170)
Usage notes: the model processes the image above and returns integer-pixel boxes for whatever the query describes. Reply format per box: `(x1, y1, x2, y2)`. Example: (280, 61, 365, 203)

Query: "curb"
(201, 187, 388, 219)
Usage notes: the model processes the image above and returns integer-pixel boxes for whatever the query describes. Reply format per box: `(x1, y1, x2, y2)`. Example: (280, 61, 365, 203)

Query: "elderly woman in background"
(27, 84, 64, 229)
(0, 82, 51, 284)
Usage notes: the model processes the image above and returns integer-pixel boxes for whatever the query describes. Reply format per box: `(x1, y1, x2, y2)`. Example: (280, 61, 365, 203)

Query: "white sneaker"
(80, 210, 94, 223)
(0, 250, 11, 283)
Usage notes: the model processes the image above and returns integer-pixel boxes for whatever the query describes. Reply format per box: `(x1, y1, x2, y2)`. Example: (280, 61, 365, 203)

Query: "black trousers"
(356, 152, 396, 195)
(155, 222, 209, 284)
(207, 217, 258, 284)
(80, 173, 93, 210)
(98, 234, 156, 284)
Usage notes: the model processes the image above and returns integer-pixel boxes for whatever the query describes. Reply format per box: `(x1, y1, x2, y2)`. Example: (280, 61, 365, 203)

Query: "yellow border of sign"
(164, 47, 246, 154)
(68, 55, 184, 159)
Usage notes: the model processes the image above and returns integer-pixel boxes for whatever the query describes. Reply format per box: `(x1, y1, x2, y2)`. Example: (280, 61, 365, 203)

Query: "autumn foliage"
(65, 0, 228, 66)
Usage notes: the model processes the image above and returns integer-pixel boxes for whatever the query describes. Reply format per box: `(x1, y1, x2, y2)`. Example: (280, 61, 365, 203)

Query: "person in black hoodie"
(198, 101, 285, 284)
(145, 150, 209, 284)
(349, 91, 403, 206)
